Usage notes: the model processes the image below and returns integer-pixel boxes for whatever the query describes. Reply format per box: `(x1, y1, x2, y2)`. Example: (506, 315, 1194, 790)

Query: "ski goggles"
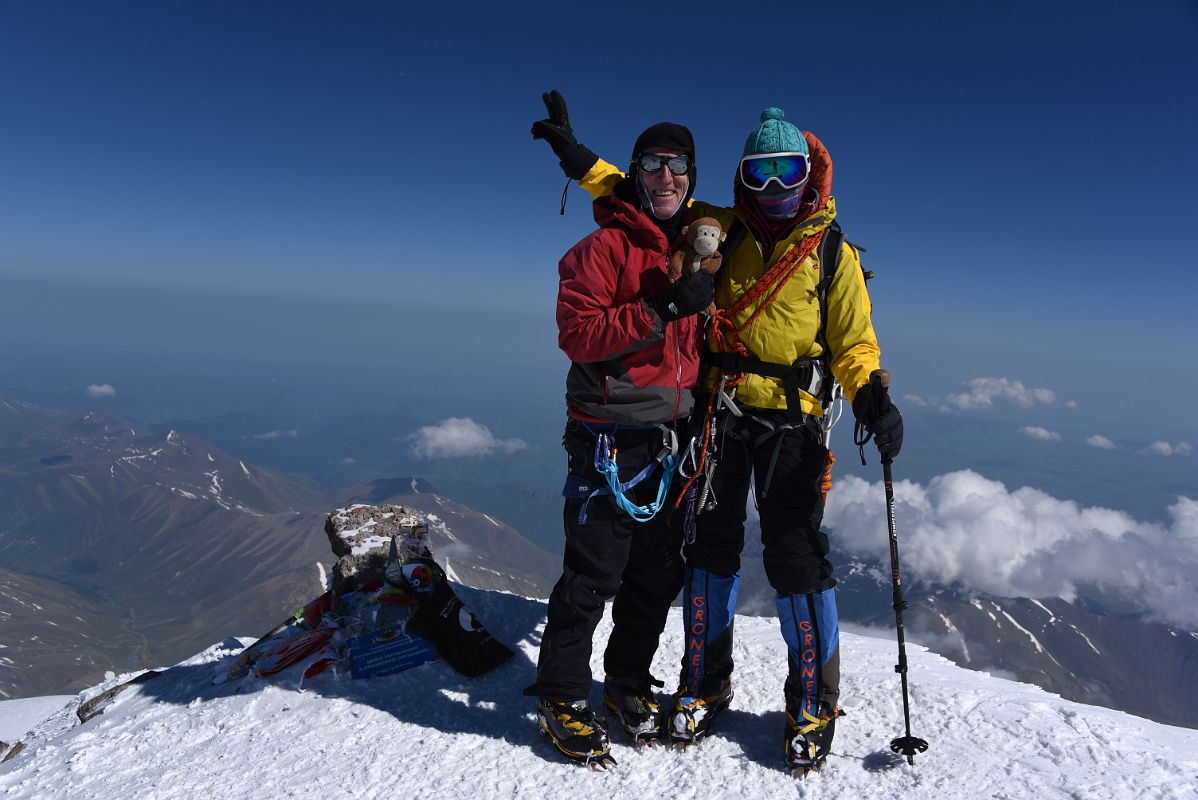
(739, 152, 811, 191)
(637, 153, 691, 176)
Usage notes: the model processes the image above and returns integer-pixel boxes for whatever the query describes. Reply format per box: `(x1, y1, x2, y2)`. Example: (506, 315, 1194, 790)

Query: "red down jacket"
(557, 191, 702, 425)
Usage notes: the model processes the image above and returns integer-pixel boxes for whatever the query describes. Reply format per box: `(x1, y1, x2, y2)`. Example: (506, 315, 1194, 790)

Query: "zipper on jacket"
(670, 320, 684, 419)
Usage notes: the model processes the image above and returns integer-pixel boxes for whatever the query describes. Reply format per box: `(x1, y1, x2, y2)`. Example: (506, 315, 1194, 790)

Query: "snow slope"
(0, 696, 72, 742)
(2, 588, 1195, 799)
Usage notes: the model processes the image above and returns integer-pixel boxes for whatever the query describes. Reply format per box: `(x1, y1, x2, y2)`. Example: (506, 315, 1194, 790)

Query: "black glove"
(852, 375, 904, 463)
(646, 272, 715, 324)
(531, 90, 598, 181)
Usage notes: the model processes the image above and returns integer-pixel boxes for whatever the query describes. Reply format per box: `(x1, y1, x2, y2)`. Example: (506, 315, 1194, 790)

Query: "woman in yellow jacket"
(533, 94, 904, 773)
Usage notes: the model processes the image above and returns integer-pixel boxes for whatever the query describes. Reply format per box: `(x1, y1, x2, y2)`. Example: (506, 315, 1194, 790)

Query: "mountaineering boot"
(784, 701, 842, 776)
(603, 677, 663, 744)
(536, 699, 615, 768)
(668, 680, 733, 746)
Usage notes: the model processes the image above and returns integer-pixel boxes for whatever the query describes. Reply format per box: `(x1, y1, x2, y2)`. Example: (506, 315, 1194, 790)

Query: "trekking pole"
(859, 370, 928, 765)
(883, 450, 928, 764)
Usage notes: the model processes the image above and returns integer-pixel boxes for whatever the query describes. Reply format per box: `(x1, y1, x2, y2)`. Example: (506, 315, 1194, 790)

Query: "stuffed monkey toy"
(669, 217, 725, 316)
(669, 217, 726, 278)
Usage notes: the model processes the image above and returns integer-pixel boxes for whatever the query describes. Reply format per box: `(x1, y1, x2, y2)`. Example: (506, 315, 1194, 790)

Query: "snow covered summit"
(2, 587, 1196, 799)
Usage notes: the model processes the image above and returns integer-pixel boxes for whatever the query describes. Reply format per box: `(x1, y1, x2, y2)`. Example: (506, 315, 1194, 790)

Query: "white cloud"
(408, 417, 527, 459)
(1065, 400, 1079, 410)
(1086, 435, 1116, 450)
(1021, 426, 1060, 442)
(1147, 441, 1193, 457)
(824, 471, 1198, 629)
(86, 384, 116, 398)
(251, 429, 299, 440)
(341, 457, 357, 465)
(902, 394, 929, 407)
(942, 378, 1056, 412)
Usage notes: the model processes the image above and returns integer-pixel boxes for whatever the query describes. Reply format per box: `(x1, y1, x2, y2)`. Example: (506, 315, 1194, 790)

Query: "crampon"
(537, 699, 616, 770)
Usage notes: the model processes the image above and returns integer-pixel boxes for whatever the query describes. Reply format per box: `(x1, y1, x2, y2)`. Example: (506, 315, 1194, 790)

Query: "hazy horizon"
(2, 2, 1195, 613)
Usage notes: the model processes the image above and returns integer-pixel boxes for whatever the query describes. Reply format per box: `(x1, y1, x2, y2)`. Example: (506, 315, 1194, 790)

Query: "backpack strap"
(815, 220, 846, 405)
(815, 220, 875, 411)
(719, 218, 749, 260)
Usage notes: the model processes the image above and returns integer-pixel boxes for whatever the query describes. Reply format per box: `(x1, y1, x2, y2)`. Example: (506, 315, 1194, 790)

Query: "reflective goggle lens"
(740, 154, 810, 190)
(639, 154, 690, 175)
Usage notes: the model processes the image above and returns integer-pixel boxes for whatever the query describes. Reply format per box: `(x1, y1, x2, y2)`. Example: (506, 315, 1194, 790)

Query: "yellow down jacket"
(577, 138, 880, 416)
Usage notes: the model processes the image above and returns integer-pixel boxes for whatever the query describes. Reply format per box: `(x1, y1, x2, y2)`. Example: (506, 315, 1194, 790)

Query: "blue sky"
(0, 2, 1195, 480)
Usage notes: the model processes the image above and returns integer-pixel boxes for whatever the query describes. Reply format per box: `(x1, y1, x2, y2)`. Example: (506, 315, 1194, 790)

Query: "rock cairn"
(324, 504, 432, 593)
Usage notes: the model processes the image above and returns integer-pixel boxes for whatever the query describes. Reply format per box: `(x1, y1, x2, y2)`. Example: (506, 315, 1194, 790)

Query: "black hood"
(630, 122, 695, 164)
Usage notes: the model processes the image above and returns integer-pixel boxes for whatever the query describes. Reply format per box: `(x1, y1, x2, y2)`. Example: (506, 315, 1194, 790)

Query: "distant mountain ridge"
(898, 586, 1198, 729)
(735, 536, 1198, 729)
(3, 398, 1195, 731)
(0, 565, 146, 699)
(0, 400, 556, 699)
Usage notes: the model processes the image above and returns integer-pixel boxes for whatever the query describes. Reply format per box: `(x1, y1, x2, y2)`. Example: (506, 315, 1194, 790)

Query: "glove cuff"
(559, 143, 599, 181)
(641, 299, 669, 332)
(851, 385, 872, 423)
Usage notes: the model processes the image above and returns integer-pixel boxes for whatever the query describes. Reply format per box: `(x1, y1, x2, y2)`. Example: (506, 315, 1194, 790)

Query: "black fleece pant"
(533, 418, 685, 701)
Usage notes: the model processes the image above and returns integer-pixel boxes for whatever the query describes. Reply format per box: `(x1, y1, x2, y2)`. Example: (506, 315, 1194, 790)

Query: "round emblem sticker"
(402, 562, 435, 595)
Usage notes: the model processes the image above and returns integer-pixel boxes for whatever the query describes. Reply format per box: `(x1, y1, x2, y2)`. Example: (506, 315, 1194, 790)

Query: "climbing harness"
(674, 210, 875, 527)
(675, 223, 831, 516)
(563, 422, 679, 524)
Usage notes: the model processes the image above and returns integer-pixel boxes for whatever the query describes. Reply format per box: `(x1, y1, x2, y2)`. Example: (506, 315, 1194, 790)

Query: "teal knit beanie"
(742, 107, 808, 157)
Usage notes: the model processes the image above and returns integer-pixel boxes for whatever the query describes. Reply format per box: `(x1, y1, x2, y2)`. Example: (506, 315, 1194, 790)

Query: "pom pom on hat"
(742, 107, 808, 157)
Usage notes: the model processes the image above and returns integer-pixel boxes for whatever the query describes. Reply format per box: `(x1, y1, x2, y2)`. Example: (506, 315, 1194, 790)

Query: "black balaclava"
(614, 121, 696, 241)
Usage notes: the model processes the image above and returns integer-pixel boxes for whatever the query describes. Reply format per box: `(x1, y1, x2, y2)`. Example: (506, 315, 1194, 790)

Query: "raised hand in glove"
(646, 271, 715, 324)
(852, 370, 904, 463)
(531, 89, 599, 181)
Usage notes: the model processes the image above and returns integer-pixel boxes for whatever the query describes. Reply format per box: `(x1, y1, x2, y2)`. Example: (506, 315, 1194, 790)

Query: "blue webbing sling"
(562, 422, 678, 524)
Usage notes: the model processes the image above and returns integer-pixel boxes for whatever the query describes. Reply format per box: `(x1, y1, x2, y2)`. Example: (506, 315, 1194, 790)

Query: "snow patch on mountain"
(1069, 625, 1102, 655)
(426, 512, 459, 542)
(1029, 598, 1056, 623)
(932, 612, 971, 663)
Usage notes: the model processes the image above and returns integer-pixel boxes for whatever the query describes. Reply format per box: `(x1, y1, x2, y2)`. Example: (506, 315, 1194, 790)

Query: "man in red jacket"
(525, 120, 713, 766)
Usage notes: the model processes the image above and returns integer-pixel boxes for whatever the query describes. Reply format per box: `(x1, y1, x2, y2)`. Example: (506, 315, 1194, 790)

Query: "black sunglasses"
(637, 153, 690, 176)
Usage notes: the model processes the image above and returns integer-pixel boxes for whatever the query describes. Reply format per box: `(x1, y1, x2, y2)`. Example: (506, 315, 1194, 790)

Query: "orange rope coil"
(674, 229, 828, 506)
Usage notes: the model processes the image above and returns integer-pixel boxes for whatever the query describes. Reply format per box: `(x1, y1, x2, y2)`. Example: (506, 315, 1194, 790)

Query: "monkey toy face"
(691, 223, 723, 257)
(670, 216, 727, 279)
